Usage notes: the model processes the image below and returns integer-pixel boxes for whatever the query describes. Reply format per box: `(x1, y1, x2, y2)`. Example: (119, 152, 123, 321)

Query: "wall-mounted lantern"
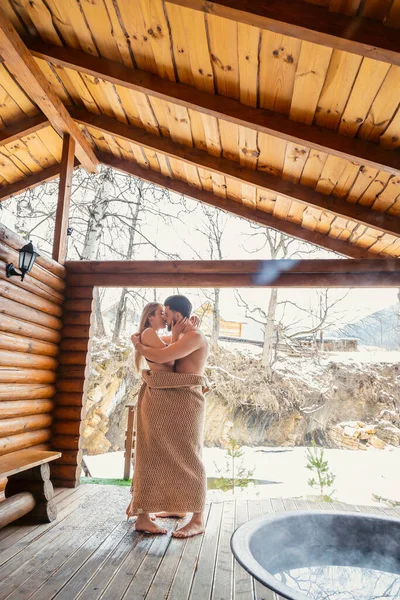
(6, 241, 40, 281)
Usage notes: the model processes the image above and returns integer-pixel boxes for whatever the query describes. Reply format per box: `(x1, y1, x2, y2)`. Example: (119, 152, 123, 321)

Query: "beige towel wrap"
(126, 370, 208, 516)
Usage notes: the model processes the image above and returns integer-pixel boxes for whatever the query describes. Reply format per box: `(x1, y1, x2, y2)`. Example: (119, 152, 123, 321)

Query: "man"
(131, 295, 209, 538)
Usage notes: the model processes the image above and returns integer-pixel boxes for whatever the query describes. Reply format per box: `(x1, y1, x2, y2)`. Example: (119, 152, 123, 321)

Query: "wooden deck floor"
(0, 484, 398, 600)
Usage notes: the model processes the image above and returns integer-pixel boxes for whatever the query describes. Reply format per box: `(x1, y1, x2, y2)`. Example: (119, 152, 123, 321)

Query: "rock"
(374, 424, 400, 446)
(368, 435, 386, 449)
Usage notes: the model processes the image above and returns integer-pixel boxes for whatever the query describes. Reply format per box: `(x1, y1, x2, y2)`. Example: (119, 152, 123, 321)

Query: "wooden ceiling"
(0, 0, 400, 259)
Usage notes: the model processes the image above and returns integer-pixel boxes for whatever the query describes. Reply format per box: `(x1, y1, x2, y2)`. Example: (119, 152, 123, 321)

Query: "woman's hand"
(131, 333, 141, 349)
(171, 316, 188, 341)
(189, 315, 200, 329)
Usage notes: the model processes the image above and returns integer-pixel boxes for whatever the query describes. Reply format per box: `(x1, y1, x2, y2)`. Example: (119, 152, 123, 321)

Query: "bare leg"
(135, 513, 168, 534)
(172, 511, 205, 538)
(154, 511, 188, 518)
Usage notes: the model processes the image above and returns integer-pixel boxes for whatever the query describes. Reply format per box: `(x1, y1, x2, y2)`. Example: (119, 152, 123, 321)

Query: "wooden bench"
(0, 449, 61, 528)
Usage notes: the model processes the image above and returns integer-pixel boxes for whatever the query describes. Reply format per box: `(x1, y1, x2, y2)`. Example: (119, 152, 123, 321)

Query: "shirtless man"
(131, 294, 209, 538)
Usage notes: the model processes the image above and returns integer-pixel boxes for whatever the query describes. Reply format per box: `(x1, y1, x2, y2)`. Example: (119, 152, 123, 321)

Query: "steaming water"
(270, 546, 400, 600)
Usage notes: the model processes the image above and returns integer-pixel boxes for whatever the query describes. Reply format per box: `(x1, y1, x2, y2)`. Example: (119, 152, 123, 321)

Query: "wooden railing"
(124, 404, 136, 480)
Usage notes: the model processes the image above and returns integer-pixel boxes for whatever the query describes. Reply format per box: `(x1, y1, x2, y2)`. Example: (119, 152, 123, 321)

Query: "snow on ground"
(83, 445, 400, 507)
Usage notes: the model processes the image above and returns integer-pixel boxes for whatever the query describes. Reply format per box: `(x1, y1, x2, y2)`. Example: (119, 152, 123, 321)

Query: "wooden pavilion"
(0, 0, 400, 587)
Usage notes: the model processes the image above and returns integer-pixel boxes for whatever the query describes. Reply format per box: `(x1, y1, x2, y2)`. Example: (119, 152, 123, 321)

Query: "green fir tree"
(306, 441, 335, 501)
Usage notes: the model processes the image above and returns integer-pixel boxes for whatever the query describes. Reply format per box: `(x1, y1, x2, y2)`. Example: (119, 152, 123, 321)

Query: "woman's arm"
(141, 328, 167, 350)
(133, 331, 202, 364)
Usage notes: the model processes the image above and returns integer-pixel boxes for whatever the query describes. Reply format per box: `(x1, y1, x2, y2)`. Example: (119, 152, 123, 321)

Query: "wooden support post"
(53, 134, 75, 264)
(124, 405, 136, 480)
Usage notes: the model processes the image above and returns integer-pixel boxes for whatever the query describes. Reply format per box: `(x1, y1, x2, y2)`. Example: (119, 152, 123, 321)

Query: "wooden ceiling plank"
(289, 41, 333, 125)
(314, 50, 362, 130)
(359, 65, 400, 143)
(72, 108, 400, 237)
(259, 31, 301, 115)
(26, 39, 400, 175)
(339, 59, 391, 138)
(0, 159, 79, 203)
(0, 63, 38, 119)
(1, 143, 33, 176)
(206, 14, 240, 100)
(0, 11, 98, 173)
(36, 127, 63, 163)
(328, 0, 362, 17)
(386, 0, 400, 28)
(97, 149, 380, 258)
(167, 0, 400, 66)
(0, 163, 60, 202)
(0, 114, 49, 147)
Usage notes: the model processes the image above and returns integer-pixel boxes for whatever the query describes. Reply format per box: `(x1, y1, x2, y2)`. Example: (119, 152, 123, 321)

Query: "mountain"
(335, 302, 400, 350)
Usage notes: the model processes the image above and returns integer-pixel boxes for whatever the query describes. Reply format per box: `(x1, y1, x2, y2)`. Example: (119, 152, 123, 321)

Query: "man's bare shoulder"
(184, 330, 208, 345)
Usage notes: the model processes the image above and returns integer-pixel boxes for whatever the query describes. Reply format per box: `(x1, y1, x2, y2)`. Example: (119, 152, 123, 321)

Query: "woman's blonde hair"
(134, 302, 162, 372)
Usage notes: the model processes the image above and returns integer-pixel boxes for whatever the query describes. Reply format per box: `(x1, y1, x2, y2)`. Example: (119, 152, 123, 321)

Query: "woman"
(127, 302, 194, 533)
(134, 302, 177, 374)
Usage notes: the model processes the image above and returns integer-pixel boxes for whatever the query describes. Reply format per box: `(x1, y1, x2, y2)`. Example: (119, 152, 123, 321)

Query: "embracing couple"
(126, 295, 209, 538)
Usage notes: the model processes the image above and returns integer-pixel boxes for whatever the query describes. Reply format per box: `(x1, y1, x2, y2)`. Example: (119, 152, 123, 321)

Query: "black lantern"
(6, 241, 40, 281)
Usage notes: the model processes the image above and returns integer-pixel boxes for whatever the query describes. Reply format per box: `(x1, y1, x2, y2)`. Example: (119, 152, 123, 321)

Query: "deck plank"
(167, 505, 211, 600)
(0, 484, 97, 564)
(0, 486, 108, 599)
(0, 485, 395, 600)
(212, 500, 235, 600)
(233, 501, 253, 600)
(189, 502, 224, 600)
(78, 528, 155, 600)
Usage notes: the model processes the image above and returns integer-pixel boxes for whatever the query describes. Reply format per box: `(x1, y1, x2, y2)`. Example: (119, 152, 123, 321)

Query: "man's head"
(164, 294, 192, 331)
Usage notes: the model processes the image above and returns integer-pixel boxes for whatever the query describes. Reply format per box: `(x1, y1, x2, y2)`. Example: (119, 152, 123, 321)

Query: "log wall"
(0, 225, 65, 462)
(51, 284, 94, 487)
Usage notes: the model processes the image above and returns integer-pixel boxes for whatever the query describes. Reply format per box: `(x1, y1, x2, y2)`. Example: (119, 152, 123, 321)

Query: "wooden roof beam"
(0, 10, 98, 173)
(27, 39, 400, 176)
(64, 259, 400, 288)
(0, 160, 79, 203)
(74, 109, 400, 238)
(97, 150, 378, 259)
(0, 114, 49, 147)
(169, 0, 400, 67)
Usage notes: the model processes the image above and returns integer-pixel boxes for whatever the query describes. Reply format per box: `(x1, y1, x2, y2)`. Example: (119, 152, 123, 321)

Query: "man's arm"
(159, 334, 172, 344)
(134, 332, 202, 364)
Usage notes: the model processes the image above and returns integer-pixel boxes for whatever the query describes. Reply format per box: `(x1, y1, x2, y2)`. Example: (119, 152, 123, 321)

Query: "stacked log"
(0, 226, 65, 463)
(6, 462, 57, 522)
(51, 284, 94, 487)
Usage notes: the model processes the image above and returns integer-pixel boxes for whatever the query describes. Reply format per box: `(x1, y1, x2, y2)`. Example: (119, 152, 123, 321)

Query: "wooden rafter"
(97, 151, 378, 259)
(27, 39, 400, 176)
(0, 160, 79, 203)
(168, 0, 400, 66)
(65, 259, 400, 288)
(73, 109, 400, 238)
(0, 10, 98, 173)
(0, 115, 49, 147)
(53, 135, 75, 264)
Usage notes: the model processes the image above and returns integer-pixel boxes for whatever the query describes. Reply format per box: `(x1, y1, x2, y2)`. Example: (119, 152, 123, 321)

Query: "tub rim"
(230, 509, 399, 600)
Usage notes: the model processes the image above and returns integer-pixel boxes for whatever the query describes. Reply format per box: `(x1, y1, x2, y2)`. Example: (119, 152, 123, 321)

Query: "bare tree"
(237, 226, 323, 376)
(112, 182, 143, 343)
(173, 201, 228, 347)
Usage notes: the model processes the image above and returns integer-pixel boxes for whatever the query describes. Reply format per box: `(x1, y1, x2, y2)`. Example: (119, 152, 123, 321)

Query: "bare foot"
(154, 511, 188, 518)
(135, 514, 167, 534)
(172, 516, 204, 538)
